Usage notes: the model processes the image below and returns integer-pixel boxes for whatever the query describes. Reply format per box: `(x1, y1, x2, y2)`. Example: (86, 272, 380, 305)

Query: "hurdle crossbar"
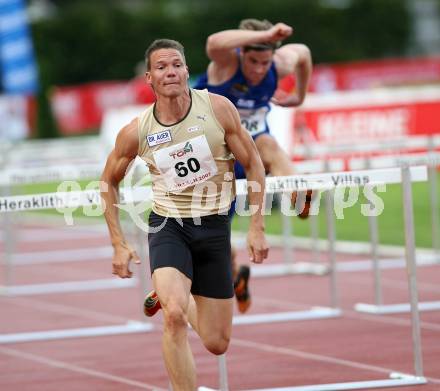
(199, 373, 427, 391)
(355, 301, 440, 314)
(0, 322, 154, 345)
(0, 166, 428, 213)
(0, 277, 137, 296)
(201, 166, 428, 391)
(0, 179, 154, 342)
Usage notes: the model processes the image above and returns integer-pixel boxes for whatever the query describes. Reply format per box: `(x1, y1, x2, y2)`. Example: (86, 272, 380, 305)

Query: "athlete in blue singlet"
(196, 56, 277, 180)
(195, 19, 313, 313)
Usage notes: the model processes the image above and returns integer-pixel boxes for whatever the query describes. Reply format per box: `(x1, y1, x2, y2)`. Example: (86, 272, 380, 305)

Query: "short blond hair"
(239, 18, 281, 51)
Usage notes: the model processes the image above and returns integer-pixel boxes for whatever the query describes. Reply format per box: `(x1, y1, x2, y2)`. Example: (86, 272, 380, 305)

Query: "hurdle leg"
(1, 184, 15, 290)
(325, 188, 339, 309)
(309, 213, 320, 263)
(401, 165, 424, 377)
(218, 354, 229, 391)
(281, 210, 293, 265)
(428, 137, 440, 259)
(365, 157, 383, 306)
(355, 190, 385, 314)
(368, 202, 383, 306)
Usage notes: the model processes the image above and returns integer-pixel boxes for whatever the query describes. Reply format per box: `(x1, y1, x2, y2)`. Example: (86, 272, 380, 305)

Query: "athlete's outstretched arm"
(206, 23, 293, 65)
(210, 93, 269, 264)
(100, 119, 140, 278)
(272, 43, 312, 107)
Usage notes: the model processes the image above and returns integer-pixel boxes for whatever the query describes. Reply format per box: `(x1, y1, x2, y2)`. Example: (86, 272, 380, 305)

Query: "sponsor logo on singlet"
(169, 141, 193, 159)
(187, 125, 200, 133)
(147, 130, 172, 146)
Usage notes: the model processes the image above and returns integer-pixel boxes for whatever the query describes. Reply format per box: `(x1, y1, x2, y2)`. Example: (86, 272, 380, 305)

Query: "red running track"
(1, 223, 439, 390)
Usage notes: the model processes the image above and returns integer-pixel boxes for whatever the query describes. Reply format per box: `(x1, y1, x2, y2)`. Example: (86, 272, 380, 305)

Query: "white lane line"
(1, 305, 439, 387)
(232, 337, 399, 374)
(232, 337, 440, 384)
(0, 346, 166, 391)
(247, 296, 440, 383)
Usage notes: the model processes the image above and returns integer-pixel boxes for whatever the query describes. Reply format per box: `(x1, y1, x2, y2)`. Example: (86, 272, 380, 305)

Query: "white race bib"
(238, 106, 269, 136)
(153, 134, 218, 192)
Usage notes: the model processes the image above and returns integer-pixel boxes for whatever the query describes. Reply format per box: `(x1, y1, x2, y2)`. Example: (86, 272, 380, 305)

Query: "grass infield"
(11, 174, 439, 248)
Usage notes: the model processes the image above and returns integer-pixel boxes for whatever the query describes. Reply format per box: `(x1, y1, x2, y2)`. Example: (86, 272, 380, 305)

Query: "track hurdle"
(0, 158, 151, 294)
(232, 166, 426, 327)
(293, 135, 440, 274)
(0, 186, 154, 344)
(1, 166, 429, 387)
(201, 166, 427, 391)
(353, 147, 440, 314)
(246, 158, 345, 279)
(291, 134, 440, 314)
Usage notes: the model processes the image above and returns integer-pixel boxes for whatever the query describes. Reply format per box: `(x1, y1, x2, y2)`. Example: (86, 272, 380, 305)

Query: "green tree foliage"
(30, 0, 411, 136)
(33, 0, 411, 83)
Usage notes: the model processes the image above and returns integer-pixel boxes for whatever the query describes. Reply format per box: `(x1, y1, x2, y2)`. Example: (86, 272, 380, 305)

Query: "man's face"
(241, 49, 274, 86)
(146, 48, 189, 98)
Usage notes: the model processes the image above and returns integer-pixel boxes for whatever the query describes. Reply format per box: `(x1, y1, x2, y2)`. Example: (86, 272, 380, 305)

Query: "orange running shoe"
(143, 290, 161, 317)
(234, 265, 251, 313)
(298, 190, 313, 219)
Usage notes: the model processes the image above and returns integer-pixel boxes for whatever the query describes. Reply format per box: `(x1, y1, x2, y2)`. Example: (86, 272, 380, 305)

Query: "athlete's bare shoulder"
(115, 118, 139, 159)
(208, 92, 241, 133)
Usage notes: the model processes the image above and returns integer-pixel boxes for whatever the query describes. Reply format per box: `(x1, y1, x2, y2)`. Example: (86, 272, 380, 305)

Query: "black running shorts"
(147, 211, 234, 299)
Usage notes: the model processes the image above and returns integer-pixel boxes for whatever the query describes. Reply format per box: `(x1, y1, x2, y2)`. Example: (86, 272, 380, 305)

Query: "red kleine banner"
(302, 101, 440, 145)
(300, 87, 440, 145)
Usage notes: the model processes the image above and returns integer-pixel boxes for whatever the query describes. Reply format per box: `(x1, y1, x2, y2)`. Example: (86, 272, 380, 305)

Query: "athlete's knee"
(257, 136, 282, 166)
(258, 135, 278, 152)
(162, 302, 188, 335)
(202, 331, 230, 355)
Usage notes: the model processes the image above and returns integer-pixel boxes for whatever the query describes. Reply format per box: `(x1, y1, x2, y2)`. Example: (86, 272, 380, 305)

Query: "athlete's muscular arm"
(272, 44, 312, 107)
(210, 93, 269, 264)
(206, 23, 292, 65)
(100, 119, 140, 278)
(206, 23, 293, 84)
